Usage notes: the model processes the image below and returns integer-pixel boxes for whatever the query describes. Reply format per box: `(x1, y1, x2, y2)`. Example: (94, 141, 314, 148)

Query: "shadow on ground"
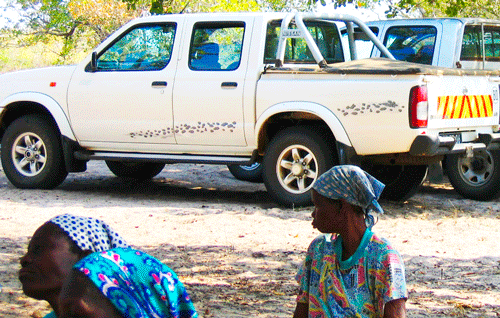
(2, 235, 499, 318)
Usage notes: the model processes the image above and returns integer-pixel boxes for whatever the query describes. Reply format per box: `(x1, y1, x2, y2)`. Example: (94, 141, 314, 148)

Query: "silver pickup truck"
(1, 13, 500, 206)
(350, 18, 500, 201)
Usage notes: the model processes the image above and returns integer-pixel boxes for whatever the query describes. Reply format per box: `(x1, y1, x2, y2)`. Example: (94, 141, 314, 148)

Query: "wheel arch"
(255, 102, 351, 155)
(0, 93, 77, 142)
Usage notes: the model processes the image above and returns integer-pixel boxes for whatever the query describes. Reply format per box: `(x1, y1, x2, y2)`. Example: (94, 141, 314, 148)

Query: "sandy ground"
(0, 161, 499, 317)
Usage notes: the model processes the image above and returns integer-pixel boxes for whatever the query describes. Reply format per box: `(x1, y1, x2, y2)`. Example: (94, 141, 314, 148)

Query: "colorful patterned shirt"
(295, 229, 407, 318)
(75, 248, 198, 318)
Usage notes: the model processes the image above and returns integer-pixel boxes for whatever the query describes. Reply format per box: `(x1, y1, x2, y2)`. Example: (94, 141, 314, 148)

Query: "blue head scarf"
(313, 165, 385, 227)
(75, 247, 198, 318)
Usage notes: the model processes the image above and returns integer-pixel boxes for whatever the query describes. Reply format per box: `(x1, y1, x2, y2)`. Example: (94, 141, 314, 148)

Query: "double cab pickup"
(1, 12, 500, 206)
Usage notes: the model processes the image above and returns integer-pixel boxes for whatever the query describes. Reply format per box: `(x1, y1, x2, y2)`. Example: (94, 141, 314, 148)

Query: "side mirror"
(90, 52, 97, 72)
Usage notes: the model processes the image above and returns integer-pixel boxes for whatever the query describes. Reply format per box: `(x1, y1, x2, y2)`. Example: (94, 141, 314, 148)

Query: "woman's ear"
(339, 199, 362, 217)
(338, 199, 349, 211)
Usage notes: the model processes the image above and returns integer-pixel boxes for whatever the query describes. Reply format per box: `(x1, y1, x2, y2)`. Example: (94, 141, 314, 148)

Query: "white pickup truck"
(352, 18, 500, 200)
(1, 12, 500, 206)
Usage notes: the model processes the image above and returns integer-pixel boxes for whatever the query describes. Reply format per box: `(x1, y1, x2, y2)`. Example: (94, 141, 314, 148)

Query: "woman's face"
(58, 269, 124, 318)
(19, 222, 82, 301)
(311, 190, 344, 233)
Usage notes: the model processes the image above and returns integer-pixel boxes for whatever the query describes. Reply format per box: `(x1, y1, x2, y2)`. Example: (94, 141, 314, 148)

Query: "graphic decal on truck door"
(128, 122, 238, 139)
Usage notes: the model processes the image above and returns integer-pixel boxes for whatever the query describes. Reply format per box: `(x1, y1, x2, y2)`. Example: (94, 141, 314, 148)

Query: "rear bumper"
(409, 133, 500, 156)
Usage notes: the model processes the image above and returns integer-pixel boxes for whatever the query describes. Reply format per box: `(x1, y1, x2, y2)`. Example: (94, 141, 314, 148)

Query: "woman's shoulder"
(306, 233, 339, 253)
(367, 232, 404, 263)
(369, 232, 395, 250)
(310, 233, 339, 245)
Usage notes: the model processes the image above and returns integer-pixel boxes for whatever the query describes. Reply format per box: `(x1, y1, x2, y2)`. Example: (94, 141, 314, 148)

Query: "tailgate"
(426, 76, 500, 130)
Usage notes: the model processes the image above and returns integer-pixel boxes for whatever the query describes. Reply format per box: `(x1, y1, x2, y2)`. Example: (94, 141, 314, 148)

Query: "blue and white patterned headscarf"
(313, 165, 385, 227)
(75, 247, 198, 318)
(50, 214, 129, 252)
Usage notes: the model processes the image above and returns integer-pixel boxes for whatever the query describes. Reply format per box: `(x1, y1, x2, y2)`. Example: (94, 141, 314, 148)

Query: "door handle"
(221, 82, 238, 88)
(152, 81, 167, 87)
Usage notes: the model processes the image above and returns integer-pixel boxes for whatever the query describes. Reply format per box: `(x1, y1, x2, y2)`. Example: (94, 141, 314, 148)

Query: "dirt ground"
(0, 161, 499, 317)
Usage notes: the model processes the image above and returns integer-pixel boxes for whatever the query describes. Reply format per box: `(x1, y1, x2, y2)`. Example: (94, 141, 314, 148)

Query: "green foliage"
(1, 0, 292, 67)
(0, 32, 87, 73)
(384, 0, 500, 18)
(6, 0, 500, 72)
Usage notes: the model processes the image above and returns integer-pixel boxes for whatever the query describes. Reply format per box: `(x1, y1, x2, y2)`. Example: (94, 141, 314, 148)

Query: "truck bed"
(267, 58, 500, 76)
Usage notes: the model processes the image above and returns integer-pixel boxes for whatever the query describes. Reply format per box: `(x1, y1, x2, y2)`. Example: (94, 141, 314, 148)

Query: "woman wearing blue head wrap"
(293, 165, 407, 318)
(19, 214, 130, 318)
(58, 247, 198, 318)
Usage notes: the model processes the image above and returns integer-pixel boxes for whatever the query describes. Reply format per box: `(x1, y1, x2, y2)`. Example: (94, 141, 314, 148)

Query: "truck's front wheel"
(263, 127, 336, 207)
(1, 115, 68, 189)
(445, 150, 500, 201)
(105, 161, 165, 180)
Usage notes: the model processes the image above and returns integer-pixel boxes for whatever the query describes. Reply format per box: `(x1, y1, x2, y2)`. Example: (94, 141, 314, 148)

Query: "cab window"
(461, 25, 482, 61)
(461, 25, 500, 62)
(189, 22, 245, 71)
(384, 26, 437, 65)
(264, 20, 344, 64)
(340, 26, 379, 60)
(95, 23, 176, 71)
(484, 26, 500, 61)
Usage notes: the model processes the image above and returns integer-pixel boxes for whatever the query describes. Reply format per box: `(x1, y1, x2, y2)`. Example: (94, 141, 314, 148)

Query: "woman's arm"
(383, 299, 406, 318)
(293, 302, 308, 318)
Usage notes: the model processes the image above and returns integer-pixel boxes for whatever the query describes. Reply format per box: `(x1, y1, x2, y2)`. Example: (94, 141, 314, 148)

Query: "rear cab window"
(383, 26, 437, 65)
(462, 25, 500, 61)
(340, 26, 379, 60)
(264, 20, 344, 64)
(484, 26, 500, 61)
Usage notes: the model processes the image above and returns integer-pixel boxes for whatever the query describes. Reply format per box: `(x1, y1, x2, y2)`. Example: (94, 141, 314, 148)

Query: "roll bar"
(275, 12, 395, 68)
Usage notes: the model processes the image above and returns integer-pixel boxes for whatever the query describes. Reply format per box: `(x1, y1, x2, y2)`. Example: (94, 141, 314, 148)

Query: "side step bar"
(74, 150, 253, 165)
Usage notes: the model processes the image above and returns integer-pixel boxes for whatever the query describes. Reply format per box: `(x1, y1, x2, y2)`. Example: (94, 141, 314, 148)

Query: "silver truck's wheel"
(227, 162, 263, 183)
(445, 150, 500, 201)
(263, 126, 336, 207)
(12, 132, 47, 177)
(105, 161, 165, 180)
(275, 144, 319, 194)
(1, 115, 68, 189)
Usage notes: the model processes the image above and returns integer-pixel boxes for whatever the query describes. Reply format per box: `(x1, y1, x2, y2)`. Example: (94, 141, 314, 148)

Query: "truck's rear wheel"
(366, 164, 427, 201)
(263, 127, 336, 207)
(227, 162, 263, 183)
(445, 150, 500, 201)
(1, 115, 68, 189)
(105, 161, 165, 180)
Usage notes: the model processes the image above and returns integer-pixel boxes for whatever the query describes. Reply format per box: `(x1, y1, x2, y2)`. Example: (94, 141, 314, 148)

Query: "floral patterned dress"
(296, 229, 407, 318)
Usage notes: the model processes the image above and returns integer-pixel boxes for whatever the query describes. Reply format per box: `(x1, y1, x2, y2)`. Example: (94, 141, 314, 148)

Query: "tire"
(227, 162, 263, 183)
(445, 150, 500, 201)
(366, 164, 427, 201)
(1, 115, 68, 189)
(105, 161, 165, 180)
(262, 126, 336, 207)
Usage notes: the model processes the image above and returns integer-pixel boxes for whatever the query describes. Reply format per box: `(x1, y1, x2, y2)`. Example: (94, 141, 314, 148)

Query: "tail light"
(409, 85, 428, 128)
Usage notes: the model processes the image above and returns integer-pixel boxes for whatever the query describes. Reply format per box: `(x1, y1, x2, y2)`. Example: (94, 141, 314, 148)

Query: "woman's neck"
(339, 216, 367, 261)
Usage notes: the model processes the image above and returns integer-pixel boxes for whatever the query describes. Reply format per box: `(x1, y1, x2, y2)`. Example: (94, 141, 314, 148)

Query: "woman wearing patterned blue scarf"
(19, 214, 129, 318)
(58, 247, 198, 318)
(293, 165, 407, 318)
